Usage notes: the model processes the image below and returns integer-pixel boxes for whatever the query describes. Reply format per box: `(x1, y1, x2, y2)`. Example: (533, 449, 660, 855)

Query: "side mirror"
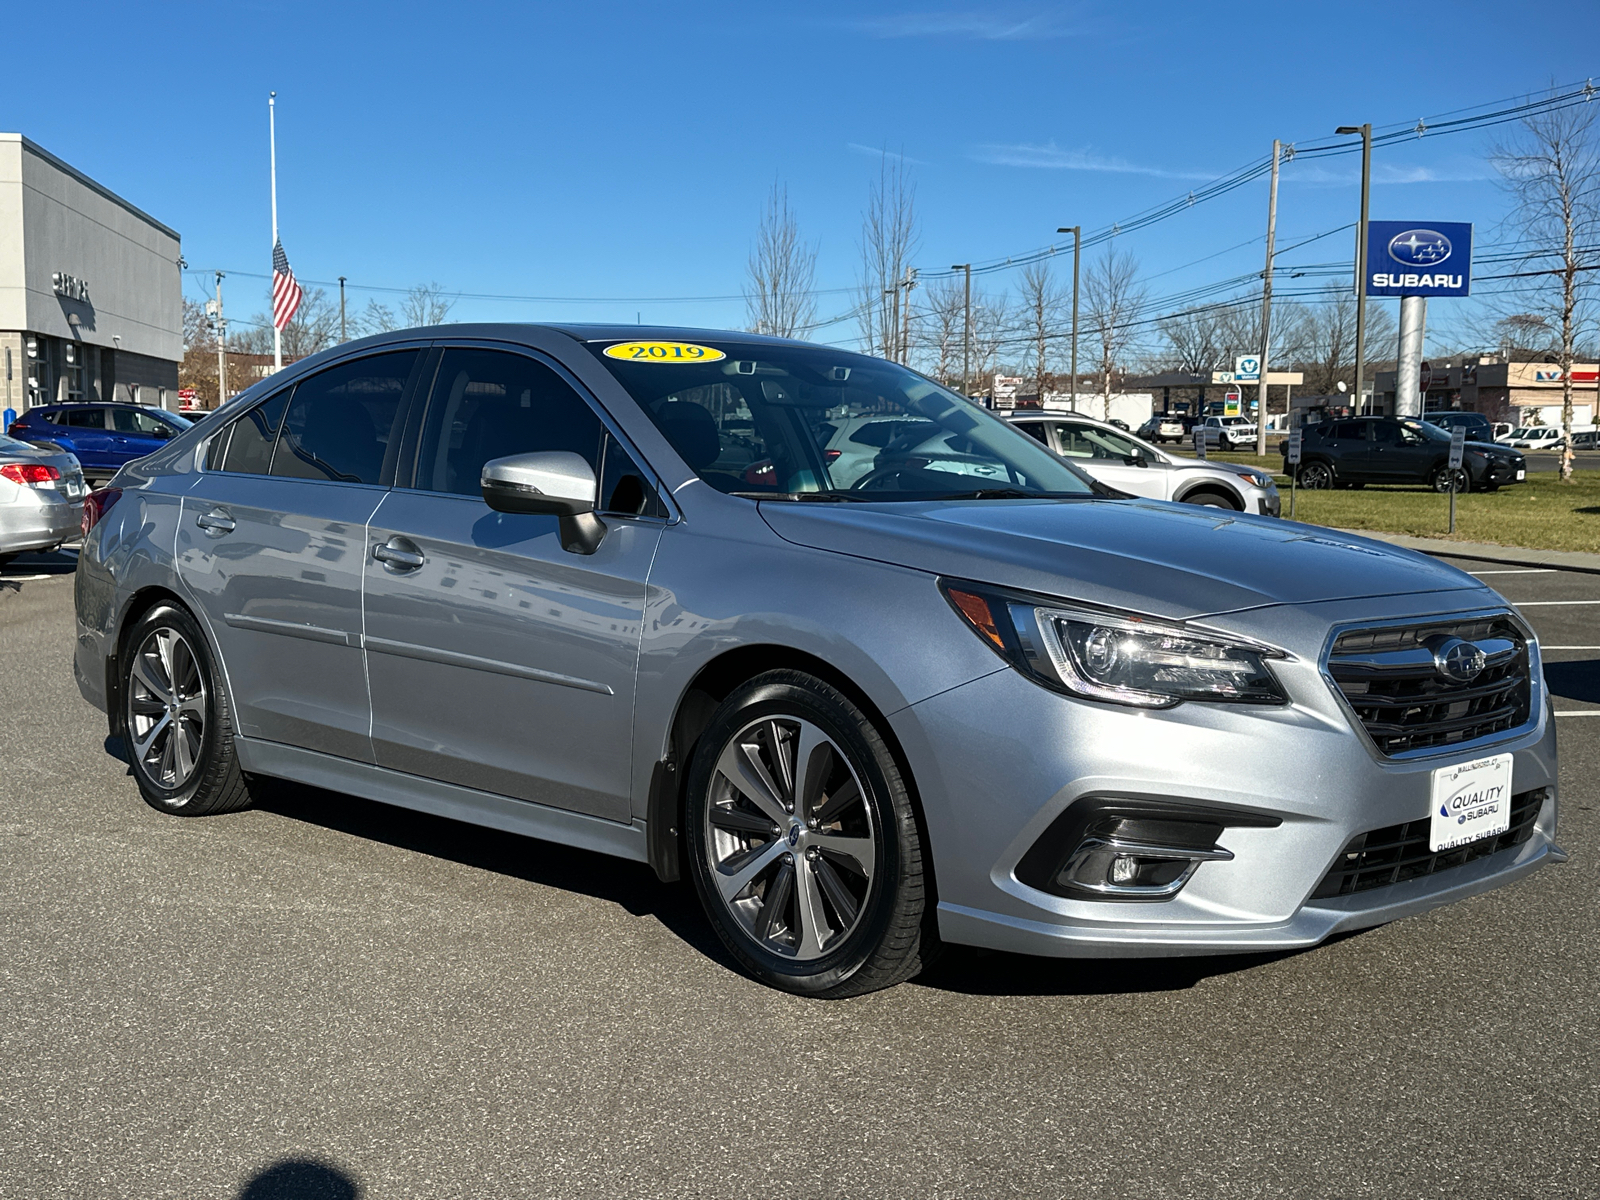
(481, 451, 606, 555)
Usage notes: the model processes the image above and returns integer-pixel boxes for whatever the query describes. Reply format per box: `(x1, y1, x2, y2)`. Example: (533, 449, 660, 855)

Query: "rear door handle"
(196, 508, 235, 535)
(372, 536, 425, 571)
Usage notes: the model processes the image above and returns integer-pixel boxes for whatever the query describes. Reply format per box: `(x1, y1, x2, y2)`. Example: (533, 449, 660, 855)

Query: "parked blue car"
(6, 403, 192, 482)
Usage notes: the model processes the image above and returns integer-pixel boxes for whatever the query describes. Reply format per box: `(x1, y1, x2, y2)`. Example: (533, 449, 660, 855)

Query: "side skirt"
(235, 737, 649, 864)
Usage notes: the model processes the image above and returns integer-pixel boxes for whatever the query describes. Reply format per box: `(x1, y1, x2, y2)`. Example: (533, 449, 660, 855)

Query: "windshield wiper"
(930, 488, 1091, 500)
(730, 490, 872, 502)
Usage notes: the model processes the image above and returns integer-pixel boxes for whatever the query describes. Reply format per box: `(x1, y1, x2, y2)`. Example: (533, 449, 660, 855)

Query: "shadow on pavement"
(257, 780, 737, 973)
(910, 937, 1351, 998)
(256, 777, 1345, 998)
(1544, 659, 1600, 705)
(238, 1158, 359, 1199)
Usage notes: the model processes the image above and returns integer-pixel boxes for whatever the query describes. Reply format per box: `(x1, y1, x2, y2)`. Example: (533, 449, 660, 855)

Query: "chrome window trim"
(1318, 605, 1542, 763)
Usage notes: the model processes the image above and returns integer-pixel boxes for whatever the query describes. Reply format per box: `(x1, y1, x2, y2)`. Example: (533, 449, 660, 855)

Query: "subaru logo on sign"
(1388, 229, 1453, 267)
(1431, 637, 1487, 684)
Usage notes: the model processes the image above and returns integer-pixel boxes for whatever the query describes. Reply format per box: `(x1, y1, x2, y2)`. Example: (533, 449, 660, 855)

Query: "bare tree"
(1082, 250, 1147, 420)
(234, 286, 340, 359)
(913, 277, 966, 386)
(970, 291, 1013, 389)
(1294, 291, 1395, 395)
(401, 282, 455, 327)
(744, 182, 818, 338)
(352, 298, 400, 336)
(1491, 93, 1600, 480)
(1018, 262, 1066, 403)
(856, 151, 919, 359)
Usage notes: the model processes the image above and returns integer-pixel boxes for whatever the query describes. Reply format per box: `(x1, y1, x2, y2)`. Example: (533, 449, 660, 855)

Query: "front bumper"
(891, 608, 1561, 958)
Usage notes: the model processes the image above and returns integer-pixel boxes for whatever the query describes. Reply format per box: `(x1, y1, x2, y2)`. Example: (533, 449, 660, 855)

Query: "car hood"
(758, 497, 1481, 620)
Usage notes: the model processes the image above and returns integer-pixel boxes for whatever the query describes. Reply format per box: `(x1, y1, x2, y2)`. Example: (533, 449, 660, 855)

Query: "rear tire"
(1297, 462, 1334, 490)
(120, 603, 256, 817)
(685, 671, 936, 998)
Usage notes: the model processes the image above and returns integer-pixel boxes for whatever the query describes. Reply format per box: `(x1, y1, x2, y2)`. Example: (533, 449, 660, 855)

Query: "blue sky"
(6, 0, 1599, 356)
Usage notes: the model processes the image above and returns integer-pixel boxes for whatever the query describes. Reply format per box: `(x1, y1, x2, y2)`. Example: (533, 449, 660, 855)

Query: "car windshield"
(1509, 427, 1530, 437)
(587, 339, 1097, 500)
(1399, 419, 1451, 442)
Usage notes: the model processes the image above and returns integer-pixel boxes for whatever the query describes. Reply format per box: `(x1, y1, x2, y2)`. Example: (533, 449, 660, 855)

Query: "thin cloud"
(1288, 163, 1491, 186)
(847, 143, 930, 166)
(971, 141, 1212, 180)
(849, 11, 1078, 40)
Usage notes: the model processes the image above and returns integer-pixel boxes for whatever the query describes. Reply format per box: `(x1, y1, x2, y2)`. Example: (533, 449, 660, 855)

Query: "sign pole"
(1447, 426, 1465, 534)
(1395, 295, 1428, 417)
(1286, 425, 1302, 520)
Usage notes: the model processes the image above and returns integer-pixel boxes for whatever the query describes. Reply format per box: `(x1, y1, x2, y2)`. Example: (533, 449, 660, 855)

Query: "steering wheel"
(851, 463, 922, 491)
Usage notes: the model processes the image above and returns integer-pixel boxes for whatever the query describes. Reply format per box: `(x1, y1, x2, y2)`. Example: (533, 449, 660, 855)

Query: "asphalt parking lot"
(2, 547, 1596, 1199)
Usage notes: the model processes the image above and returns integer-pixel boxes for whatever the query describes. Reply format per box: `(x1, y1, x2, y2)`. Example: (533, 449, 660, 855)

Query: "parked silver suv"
(73, 326, 1563, 997)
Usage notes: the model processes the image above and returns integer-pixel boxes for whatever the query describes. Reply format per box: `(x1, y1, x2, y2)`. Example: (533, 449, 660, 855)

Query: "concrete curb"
(1339, 529, 1600, 576)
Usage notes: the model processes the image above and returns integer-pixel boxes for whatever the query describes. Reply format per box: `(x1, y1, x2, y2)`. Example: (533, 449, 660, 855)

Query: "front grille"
(1326, 615, 1531, 756)
(1310, 788, 1547, 899)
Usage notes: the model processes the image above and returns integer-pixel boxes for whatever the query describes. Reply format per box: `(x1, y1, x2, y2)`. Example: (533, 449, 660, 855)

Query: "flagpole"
(269, 91, 281, 372)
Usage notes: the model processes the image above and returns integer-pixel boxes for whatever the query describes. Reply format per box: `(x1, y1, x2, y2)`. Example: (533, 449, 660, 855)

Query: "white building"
(0, 134, 183, 417)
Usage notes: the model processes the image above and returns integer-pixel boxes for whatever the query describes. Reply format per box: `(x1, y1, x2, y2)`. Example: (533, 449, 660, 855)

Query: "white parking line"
(1543, 646, 1600, 651)
(0, 574, 62, 582)
(1555, 711, 1600, 717)
(1513, 600, 1600, 606)
(1471, 569, 1557, 575)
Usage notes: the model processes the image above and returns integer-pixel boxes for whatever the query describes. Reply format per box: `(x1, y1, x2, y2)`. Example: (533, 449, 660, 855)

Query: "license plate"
(1516, 470, 1525, 480)
(1429, 753, 1513, 852)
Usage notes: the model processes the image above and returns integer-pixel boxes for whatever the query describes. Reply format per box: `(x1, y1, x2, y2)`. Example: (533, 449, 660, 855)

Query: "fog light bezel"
(1015, 796, 1282, 902)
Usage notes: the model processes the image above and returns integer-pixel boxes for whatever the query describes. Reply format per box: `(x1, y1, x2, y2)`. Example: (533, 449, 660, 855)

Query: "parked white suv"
(1007, 412, 1280, 515)
(1201, 415, 1257, 449)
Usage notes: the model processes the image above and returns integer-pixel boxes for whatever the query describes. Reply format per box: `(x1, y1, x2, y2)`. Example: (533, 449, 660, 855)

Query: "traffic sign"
(1234, 355, 1261, 382)
(1448, 426, 1466, 471)
(1192, 425, 1208, 460)
(1287, 427, 1303, 465)
(1420, 362, 1433, 391)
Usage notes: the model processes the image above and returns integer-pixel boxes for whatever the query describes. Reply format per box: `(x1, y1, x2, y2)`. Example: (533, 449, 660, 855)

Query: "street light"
(1336, 123, 1373, 412)
(1056, 226, 1082, 408)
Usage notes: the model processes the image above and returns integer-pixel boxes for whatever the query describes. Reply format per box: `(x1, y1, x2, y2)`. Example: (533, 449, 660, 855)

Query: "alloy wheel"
(1298, 462, 1332, 490)
(702, 715, 877, 961)
(127, 627, 207, 791)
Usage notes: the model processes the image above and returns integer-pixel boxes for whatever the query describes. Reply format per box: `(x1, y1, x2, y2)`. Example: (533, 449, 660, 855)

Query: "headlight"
(1242, 470, 1273, 488)
(942, 580, 1288, 708)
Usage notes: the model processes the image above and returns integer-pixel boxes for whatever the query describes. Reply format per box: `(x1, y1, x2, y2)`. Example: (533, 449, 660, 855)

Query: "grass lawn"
(1202, 452, 1600, 553)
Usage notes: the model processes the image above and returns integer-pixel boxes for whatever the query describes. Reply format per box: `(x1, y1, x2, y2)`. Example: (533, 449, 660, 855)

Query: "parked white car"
(1007, 412, 1280, 515)
(1503, 426, 1566, 451)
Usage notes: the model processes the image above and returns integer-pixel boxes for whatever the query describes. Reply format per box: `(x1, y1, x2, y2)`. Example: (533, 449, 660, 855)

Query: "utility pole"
(213, 271, 228, 408)
(900, 268, 917, 365)
(1337, 122, 1373, 412)
(339, 276, 347, 343)
(1255, 140, 1281, 455)
(884, 286, 897, 361)
(951, 263, 971, 396)
(1057, 226, 1082, 408)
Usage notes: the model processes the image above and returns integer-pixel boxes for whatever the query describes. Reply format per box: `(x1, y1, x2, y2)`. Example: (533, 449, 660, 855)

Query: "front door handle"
(196, 508, 236, 535)
(372, 536, 425, 571)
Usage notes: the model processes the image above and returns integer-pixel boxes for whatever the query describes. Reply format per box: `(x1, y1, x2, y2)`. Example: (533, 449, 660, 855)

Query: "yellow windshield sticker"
(603, 340, 726, 364)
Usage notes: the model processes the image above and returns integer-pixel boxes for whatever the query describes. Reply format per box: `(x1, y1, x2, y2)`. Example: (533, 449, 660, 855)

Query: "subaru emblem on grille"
(1433, 637, 1487, 683)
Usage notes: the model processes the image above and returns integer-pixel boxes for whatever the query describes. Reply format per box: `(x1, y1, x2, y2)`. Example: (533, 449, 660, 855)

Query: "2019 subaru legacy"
(73, 326, 1562, 996)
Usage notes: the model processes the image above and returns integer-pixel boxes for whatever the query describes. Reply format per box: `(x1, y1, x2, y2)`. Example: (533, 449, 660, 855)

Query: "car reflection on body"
(72, 324, 1562, 998)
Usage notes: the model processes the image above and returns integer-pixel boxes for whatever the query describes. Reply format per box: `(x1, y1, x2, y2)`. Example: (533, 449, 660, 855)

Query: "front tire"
(685, 671, 935, 998)
(120, 603, 256, 816)
(1431, 466, 1470, 494)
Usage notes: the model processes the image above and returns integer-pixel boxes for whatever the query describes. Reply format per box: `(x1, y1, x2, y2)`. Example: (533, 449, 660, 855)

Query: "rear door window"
(1328, 422, 1367, 441)
(219, 391, 291, 474)
(60, 408, 107, 429)
(271, 351, 420, 485)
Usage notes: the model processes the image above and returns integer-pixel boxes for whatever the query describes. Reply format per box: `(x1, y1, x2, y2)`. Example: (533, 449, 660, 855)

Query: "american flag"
(271, 238, 304, 329)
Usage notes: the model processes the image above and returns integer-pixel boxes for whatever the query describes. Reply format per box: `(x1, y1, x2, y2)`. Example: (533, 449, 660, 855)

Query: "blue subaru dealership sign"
(1364, 220, 1472, 297)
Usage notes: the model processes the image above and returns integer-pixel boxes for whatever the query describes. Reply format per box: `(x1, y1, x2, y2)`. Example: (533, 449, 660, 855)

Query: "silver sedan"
(0, 434, 85, 566)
